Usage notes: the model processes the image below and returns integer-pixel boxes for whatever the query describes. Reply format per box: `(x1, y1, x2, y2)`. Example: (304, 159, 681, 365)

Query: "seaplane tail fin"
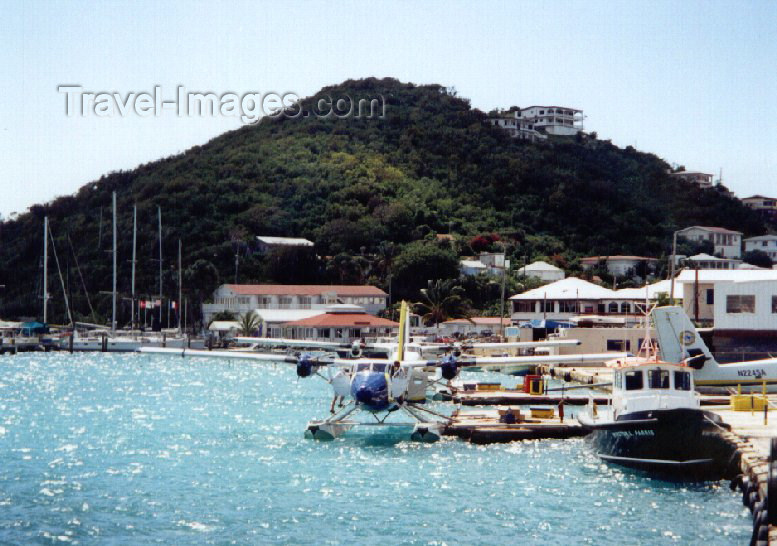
(652, 306, 719, 369)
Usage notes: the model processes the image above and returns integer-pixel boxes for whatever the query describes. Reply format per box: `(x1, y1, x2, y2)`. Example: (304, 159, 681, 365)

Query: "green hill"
(0, 77, 767, 324)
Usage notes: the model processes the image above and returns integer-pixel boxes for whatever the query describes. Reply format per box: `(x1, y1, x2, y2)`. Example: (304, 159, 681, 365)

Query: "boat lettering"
(611, 429, 655, 438)
(737, 369, 767, 378)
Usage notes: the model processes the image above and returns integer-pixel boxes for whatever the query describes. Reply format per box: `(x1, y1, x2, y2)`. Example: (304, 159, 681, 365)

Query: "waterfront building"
(683, 253, 743, 270)
(280, 304, 398, 342)
(437, 317, 510, 337)
(676, 226, 743, 259)
(202, 284, 388, 332)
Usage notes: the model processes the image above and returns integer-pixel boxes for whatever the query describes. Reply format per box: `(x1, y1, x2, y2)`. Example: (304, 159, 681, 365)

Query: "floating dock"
(444, 407, 587, 444)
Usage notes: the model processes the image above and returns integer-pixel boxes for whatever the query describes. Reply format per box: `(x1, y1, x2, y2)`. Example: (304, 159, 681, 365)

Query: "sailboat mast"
(43, 216, 48, 323)
(131, 205, 137, 330)
(112, 192, 117, 333)
(178, 239, 182, 331)
(158, 206, 163, 325)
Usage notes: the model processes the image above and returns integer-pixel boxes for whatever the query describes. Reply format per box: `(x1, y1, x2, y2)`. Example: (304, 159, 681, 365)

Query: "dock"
(444, 407, 587, 444)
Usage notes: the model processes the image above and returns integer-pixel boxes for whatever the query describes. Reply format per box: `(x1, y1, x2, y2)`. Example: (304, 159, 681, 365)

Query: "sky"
(1, 0, 776, 218)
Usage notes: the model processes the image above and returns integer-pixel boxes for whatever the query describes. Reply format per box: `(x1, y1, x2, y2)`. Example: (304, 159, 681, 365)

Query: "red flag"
(139, 300, 146, 309)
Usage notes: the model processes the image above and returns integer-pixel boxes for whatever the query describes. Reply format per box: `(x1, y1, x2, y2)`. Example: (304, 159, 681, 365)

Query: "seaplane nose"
(350, 372, 389, 411)
(355, 384, 375, 404)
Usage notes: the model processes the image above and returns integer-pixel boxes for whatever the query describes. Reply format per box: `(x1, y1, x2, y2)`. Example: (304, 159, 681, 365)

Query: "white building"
(741, 195, 777, 219)
(675, 269, 777, 324)
(668, 171, 714, 189)
(489, 106, 584, 141)
(254, 236, 314, 253)
(202, 284, 388, 329)
(437, 317, 510, 337)
(579, 256, 658, 277)
(712, 280, 777, 332)
(684, 253, 742, 270)
(460, 253, 510, 276)
(744, 235, 777, 262)
(519, 261, 566, 282)
(677, 226, 743, 259)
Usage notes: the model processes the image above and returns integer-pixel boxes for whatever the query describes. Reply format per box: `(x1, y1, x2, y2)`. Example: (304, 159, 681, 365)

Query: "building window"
(606, 339, 630, 351)
(706, 289, 714, 305)
(726, 294, 755, 313)
(542, 301, 554, 313)
(772, 296, 777, 314)
(559, 301, 578, 313)
(515, 301, 534, 313)
(620, 302, 631, 313)
(608, 302, 619, 313)
(279, 296, 293, 309)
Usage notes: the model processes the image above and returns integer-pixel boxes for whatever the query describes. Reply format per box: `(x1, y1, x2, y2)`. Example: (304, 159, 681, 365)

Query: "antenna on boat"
(158, 205, 163, 327)
(178, 239, 182, 331)
(131, 204, 137, 331)
(112, 191, 117, 333)
(638, 283, 657, 361)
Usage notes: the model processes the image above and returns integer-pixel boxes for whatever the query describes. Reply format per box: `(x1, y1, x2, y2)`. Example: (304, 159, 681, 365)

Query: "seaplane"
(140, 301, 625, 442)
(653, 305, 777, 392)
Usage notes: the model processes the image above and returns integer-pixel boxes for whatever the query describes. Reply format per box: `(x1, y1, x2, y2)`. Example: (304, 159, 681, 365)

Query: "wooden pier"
(444, 407, 588, 444)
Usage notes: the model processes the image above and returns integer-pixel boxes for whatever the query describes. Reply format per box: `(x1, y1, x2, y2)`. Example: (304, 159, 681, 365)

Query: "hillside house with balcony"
(677, 226, 742, 259)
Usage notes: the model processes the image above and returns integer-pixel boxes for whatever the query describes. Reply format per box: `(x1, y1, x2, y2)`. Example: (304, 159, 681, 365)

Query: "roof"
(443, 317, 510, 325)
(255, 236, 314, 247)
(510, 277, 616, 300)
(745, 235, 777, 242)
(255, 309, 325, 323)
(208, 320, 241, 331)
(669, 171, 713, 177)
(460, 260, 487, 269)
(224, 284, 387, 296)
(283, 313, 399, 328)
(742, 195, 777, 201)
(686, 253, 740, 262)
(675, 269, 777, 283)
(521, 261, 562, 272)
(613, 279, 681, 300)
(580, 255, 658, 263)
(677, 226, 742, 235)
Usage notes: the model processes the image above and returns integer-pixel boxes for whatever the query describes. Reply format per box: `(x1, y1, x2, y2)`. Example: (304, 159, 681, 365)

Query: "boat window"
(648, 369, 670, 389)
(624, 370, 643, 390)
(674, 371, 692, 391)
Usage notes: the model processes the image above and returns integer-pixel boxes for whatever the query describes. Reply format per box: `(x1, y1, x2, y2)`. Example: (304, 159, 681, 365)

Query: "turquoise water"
(0, 353, 750, 544)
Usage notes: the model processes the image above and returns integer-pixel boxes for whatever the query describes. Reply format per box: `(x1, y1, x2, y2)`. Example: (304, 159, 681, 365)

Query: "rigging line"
(48, 226, 73, 325)
(67, 233, 96, 320)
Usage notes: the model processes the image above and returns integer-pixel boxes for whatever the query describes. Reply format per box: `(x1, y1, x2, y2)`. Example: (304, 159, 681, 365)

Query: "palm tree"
(415, 279, 471, 328)
(238, 311, 263, 337)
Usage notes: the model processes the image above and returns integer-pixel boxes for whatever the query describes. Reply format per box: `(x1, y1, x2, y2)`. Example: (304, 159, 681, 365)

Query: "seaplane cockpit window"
(648, 368, 670, 389)
(357, 363, 371, 372)
(372, 363, 387, 372)
(624, 370, 643, 391)
(674, 371, 692, 391)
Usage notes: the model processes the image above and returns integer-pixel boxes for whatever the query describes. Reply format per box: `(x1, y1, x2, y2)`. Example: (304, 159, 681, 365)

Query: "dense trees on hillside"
(0, 77, 769, 325)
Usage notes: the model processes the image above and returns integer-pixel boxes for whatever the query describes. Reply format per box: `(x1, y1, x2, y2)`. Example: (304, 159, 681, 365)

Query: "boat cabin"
(611, 363, 699, 418)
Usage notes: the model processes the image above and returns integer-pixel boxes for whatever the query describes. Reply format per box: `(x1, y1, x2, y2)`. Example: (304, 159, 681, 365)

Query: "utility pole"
(669, 230, 678, 303)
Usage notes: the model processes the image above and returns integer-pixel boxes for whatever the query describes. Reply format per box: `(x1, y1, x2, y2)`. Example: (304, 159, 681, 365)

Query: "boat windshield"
(356, 363, 371, 372)
(648, 368, 670, 389)
(674, 370, 692, 391)
(624, 370, 643, 391)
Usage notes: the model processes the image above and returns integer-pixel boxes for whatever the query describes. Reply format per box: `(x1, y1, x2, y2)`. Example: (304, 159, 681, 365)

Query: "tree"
(392, 241, 460, 300)
(743, 249, 773, 269)
(238, 311, 263, 336)
(208, 309, 236, 327)
(415, 279, 471, 328)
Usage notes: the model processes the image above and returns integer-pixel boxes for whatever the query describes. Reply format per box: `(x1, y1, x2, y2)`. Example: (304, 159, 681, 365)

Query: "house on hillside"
(669, 171, 714, 189)
(676, 226, 742, 259)
(741, 195, 777, 220)
(683, 253, 742, 270)
(254, 236, 314, 254)
(579, 256, 658, 278)
(460, 253, 510, 276)
(488, 105, 584, 141)
(744, 235, 777, 262)
(519, 261, 565, 282)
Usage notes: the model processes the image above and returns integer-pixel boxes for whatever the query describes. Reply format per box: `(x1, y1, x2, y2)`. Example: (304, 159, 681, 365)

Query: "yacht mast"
(131, 205, 137, 330)
(112, 192, 117, 333)
(158, 206, 162, 325)
(43, 216, 48, 323)
(178, 239, 182, 331)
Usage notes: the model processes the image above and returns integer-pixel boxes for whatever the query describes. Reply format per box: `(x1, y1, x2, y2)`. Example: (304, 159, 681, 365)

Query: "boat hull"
(582, 408, 734, 478)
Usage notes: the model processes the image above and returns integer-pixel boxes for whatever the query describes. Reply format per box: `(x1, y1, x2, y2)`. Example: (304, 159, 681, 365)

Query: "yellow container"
(528, 379, 545, 395)
(530, 407, 555, 419)
(731, 394, 768, 411)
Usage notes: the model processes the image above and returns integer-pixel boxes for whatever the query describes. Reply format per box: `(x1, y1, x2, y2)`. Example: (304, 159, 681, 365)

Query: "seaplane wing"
(457, 352, 628, 367)
(138, 346, 300, 363)
(415, 339, 581, 355)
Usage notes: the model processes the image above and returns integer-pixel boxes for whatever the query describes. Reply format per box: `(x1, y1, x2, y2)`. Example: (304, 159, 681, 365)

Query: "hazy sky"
(2, 0, 776, 218)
